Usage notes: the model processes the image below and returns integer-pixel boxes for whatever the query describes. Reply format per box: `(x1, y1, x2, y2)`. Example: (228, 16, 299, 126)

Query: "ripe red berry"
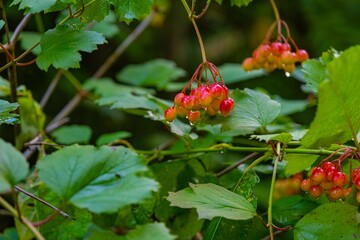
(353, 176, 360, 190)
(344, 187, 352, 198)
(310, 167, 326, 184)
(297, 49, 309, 62)
(174, 93, 185, 106)
(351, 167, 360, 180)
(219, 98, 235, 117)
(300, 179, 311, 192)
(310, 185, 323, 199)
(206, 105, 217, 116)
(320, 180, 333, 190)
(329, 186, 344, 201)
(187, 110, 201, 124)
(332, 172, 348, 187)
(270, 42, 282, 56)
(209, 83, 224, 99)
(181, 95, 196, 110)
(242, 57, 254, 71)
(325, 166, 337, 181)
(322, 161, 335, 171)
(280, 43, 291, 52)
(176, 105, 188, 117)
(283, 63, 296, 74)
(199, 90, 212, 107)
(280, 51, 294, 65)
(164, 107, 177, 122)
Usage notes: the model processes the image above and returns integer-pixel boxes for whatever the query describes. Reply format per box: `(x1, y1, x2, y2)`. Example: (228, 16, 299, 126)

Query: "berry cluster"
(352, 167, 360, 203)
(242, 20, 309, 74)
(242, 42, 308, 74)
(164, 62, 234, 124)
(300, 161, 354, 201)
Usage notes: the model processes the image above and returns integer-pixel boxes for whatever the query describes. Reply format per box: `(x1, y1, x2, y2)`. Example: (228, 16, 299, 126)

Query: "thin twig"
(14, 186, 75, 220)
(215, 152, 258, 177)
(40, 70, 64, 108)
(10, 13, 33, 45)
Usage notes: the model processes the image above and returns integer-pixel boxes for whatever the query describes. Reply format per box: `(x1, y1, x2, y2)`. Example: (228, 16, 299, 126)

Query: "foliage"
(1, 0, 360, 239)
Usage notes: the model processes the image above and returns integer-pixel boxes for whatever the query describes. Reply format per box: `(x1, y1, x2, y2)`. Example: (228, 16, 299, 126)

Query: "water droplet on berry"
(285, 72, 291, 77)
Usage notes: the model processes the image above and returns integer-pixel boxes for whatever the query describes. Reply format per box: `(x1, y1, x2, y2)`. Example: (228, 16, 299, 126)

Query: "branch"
(215, 152, 258, 177)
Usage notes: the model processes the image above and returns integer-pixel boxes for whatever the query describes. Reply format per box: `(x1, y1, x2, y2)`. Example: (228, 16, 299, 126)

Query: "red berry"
(329, 186, 344, 201)
(199, 90, 212, 107)
(205, 105, 217, 116)
(351, 167, 360, 180)
(280, 43, 291, 52)
(283, 63, 295, 74)
(325, 166, 337, 181)
(322, 162, 335, 171)
(176, 105, 188, 117)
(257, 44, 271, 57)
(270, 42, 282, 55)
(242, 57, 255, 71)
(300, 179, 311, 192)
(320, 180, 333, 190)
(280, 51, 294, 65)
(164, 107, 177, 122)
(210, 99, 222, 111)
(181, 95, 196, 110)
(297, 49, 309, 62)
(209, 83, 224, 99)
(310, 167, 326, 184)
(174, 93, 185, 106)
(187, 110, 201, 124)
(310, 185, 323, 199)
(332, 172, 348, 187)
(219, 98, 235, 117)
(353, 176, 360, 190)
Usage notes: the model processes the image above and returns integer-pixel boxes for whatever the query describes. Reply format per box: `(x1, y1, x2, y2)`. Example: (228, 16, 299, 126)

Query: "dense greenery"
(1, 0, 360, 239)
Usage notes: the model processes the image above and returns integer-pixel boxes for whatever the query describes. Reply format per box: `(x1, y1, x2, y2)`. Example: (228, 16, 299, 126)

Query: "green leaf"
(205, 89, 280, 135)
(37, 26, 106, 71)
(92, 12, 119, 38)
(11, 0, 57, 13)
(294, 202, 360, 239)
(284, 153, 319, 175)
(0, 77, 10, 97)
(230, 0, 253, 7)
(116, 59, 186, 90)
(0, 99, 19, 125)
(19, 32, 42, 55)
(125, 223, 176, 240)
(112, 0, 153, 24)
(167, 183, 256, 220)
(86, 223, 176, 240)
(217, 63, 265, 84)
(251, 132, 296, 144)
(272, 196, 319, 226)
(301, 46, 360, 148)
(0, 228, 19, 240)
(301, 59, 327, 93)
(273, 96, 307, 116)
(37, 145, 158, 214)
(0, 138, 29, 192)
(81, 0, 111, 22)
(52, 125, 92, 144)
(301, 48, 339, 93)
(96, 131, 132, 146)
(96, 93, 160, 111)
(0, 20, 4, 30)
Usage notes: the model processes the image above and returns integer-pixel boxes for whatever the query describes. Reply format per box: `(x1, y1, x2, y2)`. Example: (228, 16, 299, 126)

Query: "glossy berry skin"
(182, 95, 196, 110)
(199, 90, 212, 107)
(174, 93, 185, 105)
(209, 83, 224, 99)
(300, 179, 311, 192)
(325, 166, 337, 181)
(329, 186, 344, 201)
(310, 167, 326, 184)
(320, 180, 333, 190)
(310, 185, 323, 199)
(187, 110, 201, 124)
(242, 57, 254, 71)
(219, 98, 235, 117)
(344, 187, 352, 198)
(297, 49, 309, 62)
(164, 107, 177, 122)
(353, 177, 360, 190)
(332, 172, 348, 187)
(322, 162, 335, 171)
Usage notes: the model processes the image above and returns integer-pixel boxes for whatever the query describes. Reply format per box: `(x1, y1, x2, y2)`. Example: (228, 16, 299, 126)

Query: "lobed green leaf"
(0, 138, 29, 192)
(37, 145, 158, 214)
(301, 46, 360, 148)
(37, 26, 106, 71)
(167, 183, 256, 221)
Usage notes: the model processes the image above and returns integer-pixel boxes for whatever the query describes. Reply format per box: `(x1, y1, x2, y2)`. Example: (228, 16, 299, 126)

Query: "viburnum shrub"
(1, 0, 360, 239)
(164, 62, 235, 124)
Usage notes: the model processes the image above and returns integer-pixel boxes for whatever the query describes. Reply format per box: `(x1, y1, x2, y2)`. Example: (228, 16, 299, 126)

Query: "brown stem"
(32, 212, 59, 227)
(10, 14, 33, 45)
(215, 152, 258, 177)
(40, 70, 64, 108)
